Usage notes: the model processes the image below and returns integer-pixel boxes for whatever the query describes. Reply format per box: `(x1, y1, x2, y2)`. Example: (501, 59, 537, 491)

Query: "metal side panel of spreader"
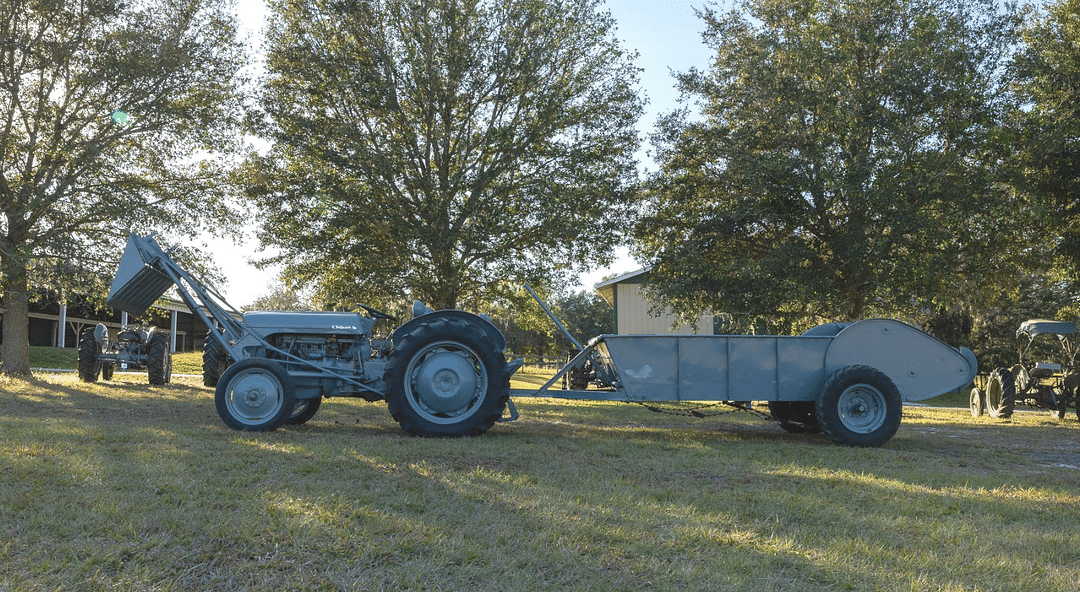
(106, 234, 174, 317)
(591, 334, 834, 402)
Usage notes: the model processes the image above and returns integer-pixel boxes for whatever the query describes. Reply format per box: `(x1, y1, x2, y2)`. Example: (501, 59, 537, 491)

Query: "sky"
(211, 0, 720, 308)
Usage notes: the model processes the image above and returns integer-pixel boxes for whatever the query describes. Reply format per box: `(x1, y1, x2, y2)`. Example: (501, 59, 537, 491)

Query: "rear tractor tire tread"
(385, 317, 511, 438)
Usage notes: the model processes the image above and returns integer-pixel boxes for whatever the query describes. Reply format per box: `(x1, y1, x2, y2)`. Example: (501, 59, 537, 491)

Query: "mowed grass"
(1, 369, 1078, 592)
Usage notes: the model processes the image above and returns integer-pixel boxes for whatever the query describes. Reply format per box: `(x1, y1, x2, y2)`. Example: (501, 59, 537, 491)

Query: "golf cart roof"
(1017, 319, 1080, 339)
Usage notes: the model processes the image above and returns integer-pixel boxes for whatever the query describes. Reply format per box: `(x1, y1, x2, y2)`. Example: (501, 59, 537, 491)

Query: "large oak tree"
(247, 0, 643, 311)
(0, 0, 247, 374)
(635, 0, 1021, 332)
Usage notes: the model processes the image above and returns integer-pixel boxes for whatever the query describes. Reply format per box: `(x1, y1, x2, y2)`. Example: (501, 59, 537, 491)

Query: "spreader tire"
(768, 401, 822, 433)
(385, 316, 510, 437)
(816, 365, 902, 448)
(202, 328, 231, 387)
(986, 368, 1015, 419)
(969, 387, 985, 417)
(285, 397, 322, 425)
(77, 329, 102, 382)
(147, 332, 172, 385)
(215, 359, 295, 431)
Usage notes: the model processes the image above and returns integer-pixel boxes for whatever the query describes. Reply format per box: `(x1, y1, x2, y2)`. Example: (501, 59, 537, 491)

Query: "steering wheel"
(356, 304, 398, 322)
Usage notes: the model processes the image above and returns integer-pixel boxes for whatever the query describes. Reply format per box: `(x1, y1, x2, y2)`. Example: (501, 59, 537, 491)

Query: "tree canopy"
(246, 0, 644, 312)
(0, 0, 247, 374)
(634, 0, 1022, 332)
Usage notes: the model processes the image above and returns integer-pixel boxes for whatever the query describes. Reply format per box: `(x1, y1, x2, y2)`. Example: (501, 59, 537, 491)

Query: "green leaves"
(250, 0, 643, 310)
(636, 0, 1022, 330)
(0, 0, 248, 373)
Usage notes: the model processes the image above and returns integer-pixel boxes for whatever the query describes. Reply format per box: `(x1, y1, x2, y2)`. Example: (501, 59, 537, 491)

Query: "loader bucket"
(106, 234, 174, 316)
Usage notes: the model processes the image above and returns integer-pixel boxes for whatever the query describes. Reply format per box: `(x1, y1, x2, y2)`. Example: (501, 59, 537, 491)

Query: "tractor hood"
(241, 311, 376, 336)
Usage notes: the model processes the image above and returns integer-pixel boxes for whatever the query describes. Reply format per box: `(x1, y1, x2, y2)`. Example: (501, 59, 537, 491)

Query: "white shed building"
(594, 269, 713, 335)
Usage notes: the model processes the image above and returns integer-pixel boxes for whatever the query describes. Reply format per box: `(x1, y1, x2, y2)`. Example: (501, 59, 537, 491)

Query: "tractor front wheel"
(969, 387, 985, 417)
(385, 317, 510, 437)
(215, 359, 295, 431)
(816, 366, 902, 447)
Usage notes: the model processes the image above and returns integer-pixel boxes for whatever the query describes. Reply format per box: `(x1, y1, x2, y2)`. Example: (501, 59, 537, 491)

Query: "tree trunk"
(1, 260, 32, 375)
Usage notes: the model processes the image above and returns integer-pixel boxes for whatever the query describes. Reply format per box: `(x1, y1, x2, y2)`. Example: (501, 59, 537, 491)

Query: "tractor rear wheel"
(986, 368, 1015, 419)
(215, 358, 295, 431)
(77, 329, 102, 382)
(203, 328, 230, 387)
(816, 366, 902, 447)
(385, 316, 510, 437)
(147, 332, 172, 385)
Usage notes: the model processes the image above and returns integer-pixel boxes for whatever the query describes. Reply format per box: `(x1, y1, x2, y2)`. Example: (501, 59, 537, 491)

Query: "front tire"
(215, 359, 295, 431)
(969, 387, 985, 417)
(816, 366, 903, 447)
(147, 332, 172, 385)
(77, 329, 101, 382)
(986, 368, 1015, 419)
(385, 317, 510, 437)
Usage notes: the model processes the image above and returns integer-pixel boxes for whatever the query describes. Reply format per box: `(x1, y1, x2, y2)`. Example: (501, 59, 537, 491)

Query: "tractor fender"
(390, 309, 506, 352)
(93, 323, 110, 350)
(824, 319, 978, 402)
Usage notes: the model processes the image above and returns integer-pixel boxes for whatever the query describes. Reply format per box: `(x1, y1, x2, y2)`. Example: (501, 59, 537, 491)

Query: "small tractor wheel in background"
(986, 368, 1015, 419)
(1052, 390, 1068, 419)
(77, 328, 102, 382)
(767, 401, 822, 433)
(285, 397, 322, 425)
(969, 387, 985, 417)
(215, 358, 295, 431)
(147, 332, 172, 385)
(203, 328, 230, 387)
(385, 316, 510, 437)
(1012, 364, 1031, 396)
(102, 364, 115, 381)
(816, 365, 902, 447)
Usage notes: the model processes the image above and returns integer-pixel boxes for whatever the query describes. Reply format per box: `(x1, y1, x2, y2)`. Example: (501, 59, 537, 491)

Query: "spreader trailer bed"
(514, 317, 978, 447)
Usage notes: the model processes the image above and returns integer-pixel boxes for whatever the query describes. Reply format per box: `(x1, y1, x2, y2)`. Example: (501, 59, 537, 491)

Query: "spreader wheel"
(215, 359, 295, 431)
(385, 316, 510, 437)
(77, 328, 102, 382)
(985, 368, 1015, 419)
(816, 365, 902, 447)
(969, 387, 985, 417)
(147, 332, 172, 385)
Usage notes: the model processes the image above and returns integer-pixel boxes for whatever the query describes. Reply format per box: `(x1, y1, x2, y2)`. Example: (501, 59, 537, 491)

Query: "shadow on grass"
(2, 375, 1078, 591)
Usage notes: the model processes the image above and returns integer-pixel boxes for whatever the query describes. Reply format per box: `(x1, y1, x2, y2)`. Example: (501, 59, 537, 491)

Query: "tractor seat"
(1029, 362, 1061, 379)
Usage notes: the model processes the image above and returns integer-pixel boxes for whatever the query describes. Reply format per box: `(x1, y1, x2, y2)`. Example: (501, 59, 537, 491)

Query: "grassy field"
(1, 366, 1078, 591)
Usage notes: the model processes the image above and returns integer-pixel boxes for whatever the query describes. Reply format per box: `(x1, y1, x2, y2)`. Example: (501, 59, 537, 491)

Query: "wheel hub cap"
(838, 386, 886, 434)
(414, 351, 478, 413)
(228, 371, 282, 423)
